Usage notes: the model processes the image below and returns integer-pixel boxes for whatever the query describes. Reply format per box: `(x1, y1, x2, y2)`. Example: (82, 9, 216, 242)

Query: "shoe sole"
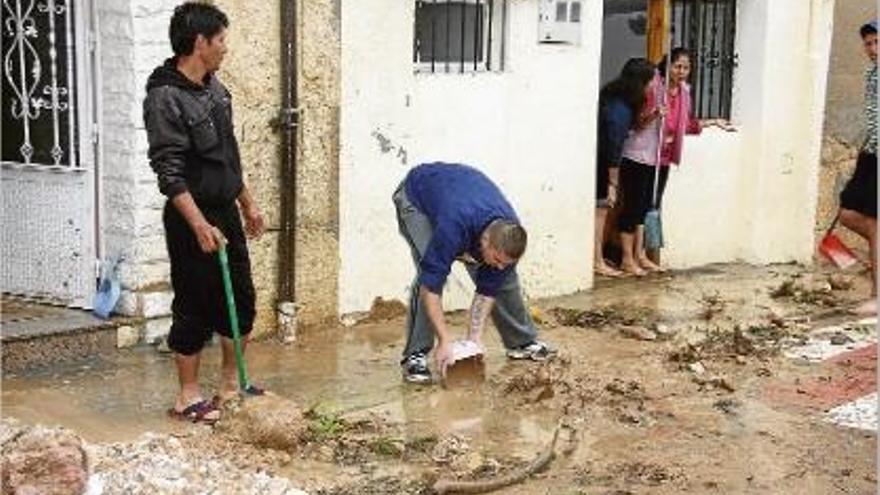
(506, 350, 558, 361)
(403, 373, 432, 384)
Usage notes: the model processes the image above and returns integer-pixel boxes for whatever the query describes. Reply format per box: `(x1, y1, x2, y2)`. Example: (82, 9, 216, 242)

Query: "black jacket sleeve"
(143, 87, 190, 199)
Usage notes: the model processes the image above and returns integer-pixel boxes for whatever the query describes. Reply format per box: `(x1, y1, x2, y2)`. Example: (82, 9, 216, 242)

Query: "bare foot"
(638, 256, 666, 273)
(215, 377, 241, 405)
(850, 299, 877, 316)
(621, 261, 646, 277)
(595, 261, 624, 278)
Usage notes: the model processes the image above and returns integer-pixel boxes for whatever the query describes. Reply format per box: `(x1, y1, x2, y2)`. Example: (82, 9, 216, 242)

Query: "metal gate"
(1, 0, 99, 308)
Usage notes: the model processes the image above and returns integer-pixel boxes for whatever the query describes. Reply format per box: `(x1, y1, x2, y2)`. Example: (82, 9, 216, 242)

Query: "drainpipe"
(276, 0, 299, 343)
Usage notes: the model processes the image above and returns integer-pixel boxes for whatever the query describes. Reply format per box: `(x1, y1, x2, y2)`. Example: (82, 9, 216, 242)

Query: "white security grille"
(1, 0, 97, 307)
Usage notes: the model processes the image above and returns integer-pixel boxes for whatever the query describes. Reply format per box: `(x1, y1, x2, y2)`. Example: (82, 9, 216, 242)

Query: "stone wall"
(214, 0, 283, 337)
(816, 138, 866, 253)
(292, 0, 341, 328)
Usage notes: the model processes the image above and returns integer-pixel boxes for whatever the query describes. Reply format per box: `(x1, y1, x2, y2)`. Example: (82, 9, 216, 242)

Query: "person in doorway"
(646, 48, 735, 264)
(393, 163, 555, 384)
(617, 48, 733, 276)
(143, 2, 266, 424)
(595, 58, 657, 277)
(838, 20, 878, 316)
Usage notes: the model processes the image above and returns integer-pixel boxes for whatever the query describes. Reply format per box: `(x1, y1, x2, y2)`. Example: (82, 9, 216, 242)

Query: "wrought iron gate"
(1, 0, 98, 307)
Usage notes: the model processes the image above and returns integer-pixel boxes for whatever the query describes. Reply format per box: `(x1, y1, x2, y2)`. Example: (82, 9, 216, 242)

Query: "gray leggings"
(392, 183, 538, 359)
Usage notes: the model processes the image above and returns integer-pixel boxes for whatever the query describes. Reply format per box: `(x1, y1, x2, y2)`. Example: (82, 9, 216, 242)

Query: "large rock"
(215, 393, 308, 450)
(1, 423, 89, 495)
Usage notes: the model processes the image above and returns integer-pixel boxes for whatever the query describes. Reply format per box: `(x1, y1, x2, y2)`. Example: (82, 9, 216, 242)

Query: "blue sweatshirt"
(404, 162, 520, 297)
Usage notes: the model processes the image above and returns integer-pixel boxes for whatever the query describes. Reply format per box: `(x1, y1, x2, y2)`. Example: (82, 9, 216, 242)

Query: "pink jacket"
(661, 82, 702, 166)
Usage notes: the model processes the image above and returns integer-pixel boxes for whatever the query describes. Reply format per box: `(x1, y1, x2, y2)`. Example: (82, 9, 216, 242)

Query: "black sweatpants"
(163, 201, 256, 355)
(618, 158, 669, 233)
(840, 151, 877, 219)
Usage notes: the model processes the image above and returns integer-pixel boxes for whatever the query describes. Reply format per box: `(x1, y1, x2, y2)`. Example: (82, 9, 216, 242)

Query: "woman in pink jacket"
(651, 48, 734, 265)
(617, 48, 732, 275)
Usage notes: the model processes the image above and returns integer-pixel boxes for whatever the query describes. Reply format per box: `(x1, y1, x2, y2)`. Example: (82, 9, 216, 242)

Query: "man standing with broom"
(838, 20, 878, 316)
(144, 2, 265, 423)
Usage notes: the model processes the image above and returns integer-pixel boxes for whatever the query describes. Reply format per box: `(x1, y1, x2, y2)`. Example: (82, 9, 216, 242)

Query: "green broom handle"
(218, 245, 249, 391)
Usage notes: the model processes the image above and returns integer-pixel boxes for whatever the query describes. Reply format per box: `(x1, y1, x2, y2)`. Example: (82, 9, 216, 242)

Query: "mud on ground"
(1, 263, 876, 494)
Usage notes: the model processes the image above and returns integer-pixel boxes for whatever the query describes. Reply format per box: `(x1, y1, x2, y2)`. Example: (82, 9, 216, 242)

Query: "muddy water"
(1, 319, 556, 458)
(2, 263, 876, 494)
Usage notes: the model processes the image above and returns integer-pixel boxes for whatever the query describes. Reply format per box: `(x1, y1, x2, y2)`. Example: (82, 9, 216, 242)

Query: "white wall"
(99, 0, 178, 321)
(660, 0, 834, 268)
(339, 0, 602, 313)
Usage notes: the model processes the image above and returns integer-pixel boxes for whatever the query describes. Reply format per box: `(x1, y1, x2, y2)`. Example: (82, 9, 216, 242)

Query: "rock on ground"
(1, 420, 89, 495)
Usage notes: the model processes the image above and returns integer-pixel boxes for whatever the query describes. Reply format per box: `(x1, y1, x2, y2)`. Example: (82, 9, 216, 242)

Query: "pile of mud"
(215, 393, 309, 450)
(549, 304, 657, 329)
(769, 275, 847, 307)
(667, 323, 797, 366)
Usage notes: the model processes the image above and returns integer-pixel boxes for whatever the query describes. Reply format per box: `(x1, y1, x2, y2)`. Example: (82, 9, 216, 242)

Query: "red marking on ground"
(763, 344, 877, 412)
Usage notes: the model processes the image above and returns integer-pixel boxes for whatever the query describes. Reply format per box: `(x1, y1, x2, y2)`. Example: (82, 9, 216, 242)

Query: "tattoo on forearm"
(469, 295, 492, 337)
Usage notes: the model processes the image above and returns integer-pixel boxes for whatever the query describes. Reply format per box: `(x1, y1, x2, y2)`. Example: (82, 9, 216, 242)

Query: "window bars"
(670, 0, 737, 120)
(413, 0, 507, 73)
(2, 0, 81, 168)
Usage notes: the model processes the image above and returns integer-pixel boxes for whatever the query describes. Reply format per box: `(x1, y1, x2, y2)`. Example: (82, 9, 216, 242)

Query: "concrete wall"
(339, 0, 602, 313)
(662, 0, 834, 268)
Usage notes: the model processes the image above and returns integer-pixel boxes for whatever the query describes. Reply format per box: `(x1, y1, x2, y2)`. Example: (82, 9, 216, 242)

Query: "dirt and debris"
(364, 297, 408, 322)
(1, 263, 875, 494)
(548, 304, 657, 329)
(215, 393, 309, 450)
(770, 276, 842, 307)
(90, 431, 307, 495)
(432, 423, 566, 494)
(699, 292, 727, 321)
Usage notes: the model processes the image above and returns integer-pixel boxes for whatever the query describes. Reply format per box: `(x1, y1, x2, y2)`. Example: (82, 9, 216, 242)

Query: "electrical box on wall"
(538, 0, 583, 45)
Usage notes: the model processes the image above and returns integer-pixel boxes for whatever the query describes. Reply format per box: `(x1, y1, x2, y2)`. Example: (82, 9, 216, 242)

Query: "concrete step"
(1, 298, 143, 374)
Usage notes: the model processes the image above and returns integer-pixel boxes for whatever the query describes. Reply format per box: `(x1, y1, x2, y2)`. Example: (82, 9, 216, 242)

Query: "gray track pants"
(393, 183, 538, 359)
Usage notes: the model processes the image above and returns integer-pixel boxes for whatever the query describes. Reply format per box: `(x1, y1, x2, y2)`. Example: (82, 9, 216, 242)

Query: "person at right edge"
(839, 20, 878, 316)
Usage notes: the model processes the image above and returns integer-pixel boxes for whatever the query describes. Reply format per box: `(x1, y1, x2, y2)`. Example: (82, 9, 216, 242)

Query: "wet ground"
(1, 263, 877, 494)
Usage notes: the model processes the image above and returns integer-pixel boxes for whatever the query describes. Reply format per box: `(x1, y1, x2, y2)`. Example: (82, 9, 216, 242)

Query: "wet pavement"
(1, 318, 557, 453)
(1, 263, 877, 494)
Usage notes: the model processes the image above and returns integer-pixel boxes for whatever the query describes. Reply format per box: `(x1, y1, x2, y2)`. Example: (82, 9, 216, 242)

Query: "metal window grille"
(2, 0, 81, 169)
(413, 0, 507, 73)
(670, 0, 737, 119)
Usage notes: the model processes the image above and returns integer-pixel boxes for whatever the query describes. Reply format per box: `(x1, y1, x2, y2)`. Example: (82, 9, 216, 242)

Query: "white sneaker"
(506, 341, 557, 361)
